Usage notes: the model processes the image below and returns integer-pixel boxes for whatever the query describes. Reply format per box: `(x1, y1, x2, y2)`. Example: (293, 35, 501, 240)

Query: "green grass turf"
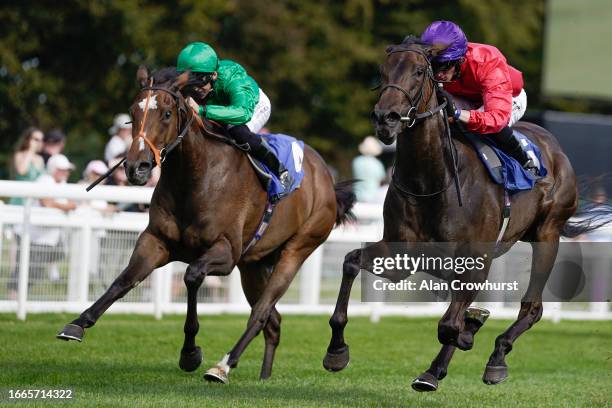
(0, 313, 610, 407)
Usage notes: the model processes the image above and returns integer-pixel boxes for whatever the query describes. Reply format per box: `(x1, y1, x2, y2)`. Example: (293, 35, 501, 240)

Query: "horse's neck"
(394, 104, 451, 195)
(160, 128, 242, 192)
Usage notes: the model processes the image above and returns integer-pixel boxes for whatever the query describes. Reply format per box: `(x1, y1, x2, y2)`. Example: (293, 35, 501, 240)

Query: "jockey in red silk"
(420, 21, 538, 176)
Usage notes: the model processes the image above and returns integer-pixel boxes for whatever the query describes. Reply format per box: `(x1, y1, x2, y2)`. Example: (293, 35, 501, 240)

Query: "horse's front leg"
(323, 248, 361, 372)
(412, 306, 490, 392)
(56, 231, 170, 341)
(437, 254, 493, 351)
(179, 238, 234, 372)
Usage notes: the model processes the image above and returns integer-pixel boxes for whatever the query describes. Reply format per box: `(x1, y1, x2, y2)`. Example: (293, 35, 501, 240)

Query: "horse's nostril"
(137, 161, 152, 173)
(385, 111, 401, 123)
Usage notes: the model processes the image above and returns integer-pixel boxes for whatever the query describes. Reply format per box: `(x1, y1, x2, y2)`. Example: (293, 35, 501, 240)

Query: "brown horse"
(323, 37, 605, 391)
(57, 66, 356, 384)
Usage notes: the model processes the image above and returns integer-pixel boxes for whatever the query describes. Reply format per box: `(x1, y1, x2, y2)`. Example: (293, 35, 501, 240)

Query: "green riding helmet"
(176, 42, 218, 73)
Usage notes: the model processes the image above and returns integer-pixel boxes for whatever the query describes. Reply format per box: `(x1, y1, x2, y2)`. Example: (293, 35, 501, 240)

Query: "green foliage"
(0, 0, 554, 177)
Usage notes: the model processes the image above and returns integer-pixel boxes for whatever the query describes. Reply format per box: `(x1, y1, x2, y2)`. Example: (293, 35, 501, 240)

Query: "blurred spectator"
(373, 167, 392, 204)
(105, 114, 132, 163)
(38, 154, 78, 211)
(107, 156, 128, 187)
(9, 127, 45, 205)
(78, 160, 117, 213)
(7, 154, 77, 299)
(352, 136, 386, 203)
(41, 129, 66, 164)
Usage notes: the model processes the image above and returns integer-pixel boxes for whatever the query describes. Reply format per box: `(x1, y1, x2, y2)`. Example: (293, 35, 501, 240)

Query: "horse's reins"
(86, 78, 244, 191)
(379, 45, 463, 206)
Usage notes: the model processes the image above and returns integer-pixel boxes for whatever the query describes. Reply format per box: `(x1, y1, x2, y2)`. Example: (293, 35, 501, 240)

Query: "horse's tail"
(334, 180, 357, 226)
(561, 202, 612, 238)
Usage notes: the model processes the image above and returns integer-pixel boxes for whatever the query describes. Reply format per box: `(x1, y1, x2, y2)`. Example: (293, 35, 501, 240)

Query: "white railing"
(0, 180, 610, 322)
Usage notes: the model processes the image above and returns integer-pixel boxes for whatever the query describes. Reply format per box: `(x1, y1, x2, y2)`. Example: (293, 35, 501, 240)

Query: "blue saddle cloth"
(257, 133, 305, 202)
(472, 130, 547, 192)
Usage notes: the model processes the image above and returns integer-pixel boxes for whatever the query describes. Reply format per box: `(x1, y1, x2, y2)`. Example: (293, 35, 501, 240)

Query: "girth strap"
(242, 201, 275, 255)
(495, 191, 512, 249)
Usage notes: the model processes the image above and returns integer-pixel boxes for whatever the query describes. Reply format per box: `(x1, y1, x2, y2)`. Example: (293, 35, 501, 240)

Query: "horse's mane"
(386, 35, 434, 55)
(401, 35, 429, 47)
(151, 66, 179, 86)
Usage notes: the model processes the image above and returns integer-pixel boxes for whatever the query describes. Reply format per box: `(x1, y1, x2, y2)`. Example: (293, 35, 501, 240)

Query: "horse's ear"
(136, 65, 149, 88)
(427, 43, 449, 58)
(171, 70, 190, 91)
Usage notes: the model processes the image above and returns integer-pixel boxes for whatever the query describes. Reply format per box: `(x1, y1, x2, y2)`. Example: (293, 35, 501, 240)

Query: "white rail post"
(299, 245, 323, 305)
(161, 262, 175, 309)
(228, 266, 246, 305)
(17, 199, 32, 320)
(152, 264, 167, 320)
(77, 222, 92, 303)
(550, 302, 562, 323)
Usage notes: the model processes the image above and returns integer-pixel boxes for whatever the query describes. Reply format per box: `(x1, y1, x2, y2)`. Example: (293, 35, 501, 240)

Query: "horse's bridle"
(134, 79, 248, 168)
(135, 79, 196, 167)
(378, 45, 447, 128)
(378, 44, 463, 206)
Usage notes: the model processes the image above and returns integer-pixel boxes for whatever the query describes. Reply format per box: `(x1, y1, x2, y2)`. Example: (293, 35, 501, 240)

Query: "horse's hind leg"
(239, 261, 282, 380)
(179, 239, 234, 372)
(204, 237, 320, 384)
(323, 248, 361, 372)
(56, 231, 169, 341)
(483, 236, 559, 385)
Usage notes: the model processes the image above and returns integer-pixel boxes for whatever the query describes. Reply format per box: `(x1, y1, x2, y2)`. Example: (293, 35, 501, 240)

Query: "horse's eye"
(416, 68, 424, 76)
(164, 110, 172, 119)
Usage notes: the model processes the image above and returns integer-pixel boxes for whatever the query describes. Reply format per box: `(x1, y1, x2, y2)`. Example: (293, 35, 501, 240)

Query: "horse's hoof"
(179, 346, 203, 372)
(465, 306, 490, 326)
(411, 372, 438, 392)
(483, 365, 508, 385)
(323, 345, 350, 372)
(203, 366, 229, 384)
(56, 324, 84, 342)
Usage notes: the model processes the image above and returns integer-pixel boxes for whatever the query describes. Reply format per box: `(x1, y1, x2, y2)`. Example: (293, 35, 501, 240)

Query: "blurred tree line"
(0, 0, 595, 178)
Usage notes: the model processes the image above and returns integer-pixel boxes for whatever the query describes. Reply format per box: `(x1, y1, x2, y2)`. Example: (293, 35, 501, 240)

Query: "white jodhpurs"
(246, 88, 271, 133)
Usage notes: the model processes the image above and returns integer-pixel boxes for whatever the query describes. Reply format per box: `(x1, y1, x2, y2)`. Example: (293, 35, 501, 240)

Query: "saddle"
(202, 120, 304, 203)
(461, 128, 547, 192)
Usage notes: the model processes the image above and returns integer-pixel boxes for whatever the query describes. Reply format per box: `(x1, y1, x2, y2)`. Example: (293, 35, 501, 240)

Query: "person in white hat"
(352, 136, 386, 203)
(38, 154, 77, 211)
(78, 160, 117, 213)
(104, 113, 132, 163)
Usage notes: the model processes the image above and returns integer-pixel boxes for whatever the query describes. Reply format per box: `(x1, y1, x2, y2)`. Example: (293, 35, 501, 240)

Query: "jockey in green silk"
(176, 42, 292, 189)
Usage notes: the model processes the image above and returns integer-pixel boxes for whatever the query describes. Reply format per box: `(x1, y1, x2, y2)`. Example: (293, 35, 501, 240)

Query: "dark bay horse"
(323, 38, 606, 391)
(57, 66, 356, 384)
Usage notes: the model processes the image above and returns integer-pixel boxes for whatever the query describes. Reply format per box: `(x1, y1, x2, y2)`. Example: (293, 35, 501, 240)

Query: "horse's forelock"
(151, 67, 179, 87)
(386, 35, 431, 56)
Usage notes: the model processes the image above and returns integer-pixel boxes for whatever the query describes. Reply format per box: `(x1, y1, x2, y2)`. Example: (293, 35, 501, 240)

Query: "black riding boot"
(488, 126, 539, 176)
(228, 125, 293, 189)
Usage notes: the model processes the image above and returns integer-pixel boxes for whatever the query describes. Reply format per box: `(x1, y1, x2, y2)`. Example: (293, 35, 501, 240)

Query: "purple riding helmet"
(420, 21, 468, 62)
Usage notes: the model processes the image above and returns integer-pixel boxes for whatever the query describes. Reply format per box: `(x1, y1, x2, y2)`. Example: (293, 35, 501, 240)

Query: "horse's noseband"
(377, 46, 446, 128)
(135, 81, 195, 167)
